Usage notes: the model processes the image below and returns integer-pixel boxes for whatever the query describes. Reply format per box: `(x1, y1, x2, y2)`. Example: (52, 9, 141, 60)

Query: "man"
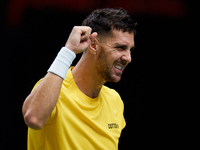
(22, 8, 136, 150)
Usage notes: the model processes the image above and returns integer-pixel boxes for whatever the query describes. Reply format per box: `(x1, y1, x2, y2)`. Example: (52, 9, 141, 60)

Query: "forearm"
(22, 72, 63, 129)
(22, 46, 76, 129)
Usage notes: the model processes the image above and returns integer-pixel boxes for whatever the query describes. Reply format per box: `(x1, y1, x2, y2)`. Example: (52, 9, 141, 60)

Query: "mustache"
(114, 59, 128, 66)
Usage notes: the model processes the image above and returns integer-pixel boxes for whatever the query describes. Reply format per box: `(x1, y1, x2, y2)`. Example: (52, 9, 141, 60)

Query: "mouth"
(114, 65, 123, 70)
(112, 60, 128, 76)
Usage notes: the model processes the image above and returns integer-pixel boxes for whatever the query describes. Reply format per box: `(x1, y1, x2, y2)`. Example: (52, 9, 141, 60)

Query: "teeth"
(115, 65, 122, 70)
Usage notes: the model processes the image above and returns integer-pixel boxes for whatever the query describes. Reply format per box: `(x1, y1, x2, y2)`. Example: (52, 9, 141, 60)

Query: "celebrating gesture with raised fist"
(22, 8, 136, 150)
(65, 26, 98, 54)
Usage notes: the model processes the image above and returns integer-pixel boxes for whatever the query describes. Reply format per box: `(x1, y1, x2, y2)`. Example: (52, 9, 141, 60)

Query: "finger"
(80, 32, 92, 42)
(80, 27, 91, 41)
(80, 34, 89, 42)
(79, 32, 97, 50)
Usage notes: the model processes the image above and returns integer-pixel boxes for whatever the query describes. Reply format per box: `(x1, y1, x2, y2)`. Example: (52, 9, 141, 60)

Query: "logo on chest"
(108, 123, 119, 129)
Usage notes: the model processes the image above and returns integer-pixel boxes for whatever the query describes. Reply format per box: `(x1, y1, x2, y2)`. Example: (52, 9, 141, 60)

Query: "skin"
(22, 26, 135, 131)
(95, 30, 134, 83)
(72, 29, 135, 98)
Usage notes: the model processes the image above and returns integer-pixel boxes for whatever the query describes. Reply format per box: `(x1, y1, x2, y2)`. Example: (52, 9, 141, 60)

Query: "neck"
(72, 53, 105, 98)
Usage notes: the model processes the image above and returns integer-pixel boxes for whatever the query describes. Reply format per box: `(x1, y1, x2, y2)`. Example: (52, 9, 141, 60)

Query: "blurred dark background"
(0, 0, 197, 149)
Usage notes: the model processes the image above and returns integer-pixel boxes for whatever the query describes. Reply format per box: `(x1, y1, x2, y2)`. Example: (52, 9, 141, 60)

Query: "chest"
(55, 95, 121, 149)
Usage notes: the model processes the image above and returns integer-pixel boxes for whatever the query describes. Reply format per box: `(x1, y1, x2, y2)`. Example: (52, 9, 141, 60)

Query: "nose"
(121, 50, 132, 64)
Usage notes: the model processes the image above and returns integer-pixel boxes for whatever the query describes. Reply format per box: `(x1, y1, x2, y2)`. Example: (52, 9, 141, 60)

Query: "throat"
(72, 67, 104, 99)
(75, 79, 103, 98)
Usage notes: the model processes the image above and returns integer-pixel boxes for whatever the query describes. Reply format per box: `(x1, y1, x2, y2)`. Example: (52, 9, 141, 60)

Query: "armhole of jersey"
(31, 78, 43, 92)
(109, 88, 126, 130)
(46, 106, 57, 124)
(121, 115, 126, 130)
(120, 99, 126, 130)
(115, 92, 126, 130)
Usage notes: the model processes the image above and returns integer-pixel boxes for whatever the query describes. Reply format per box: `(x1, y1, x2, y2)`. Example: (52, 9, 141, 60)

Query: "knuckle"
(88, 27, 92, 32)
(72, 26, 76, 30)
(73, 26, 79, 30)
(83, 26, 91, 31)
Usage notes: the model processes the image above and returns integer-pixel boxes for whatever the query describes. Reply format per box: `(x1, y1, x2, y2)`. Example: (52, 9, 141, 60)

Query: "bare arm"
(22, 26, 97, 130)
(22, 73, 63, 129)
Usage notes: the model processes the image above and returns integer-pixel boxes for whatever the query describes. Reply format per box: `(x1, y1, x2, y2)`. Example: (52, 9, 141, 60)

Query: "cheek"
(97, 46, 121, 67)
(107, 51, 122, 66)
(102, 53, 116, 68)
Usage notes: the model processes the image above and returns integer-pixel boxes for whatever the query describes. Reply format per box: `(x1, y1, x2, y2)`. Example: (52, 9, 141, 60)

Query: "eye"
(115, 46, 126, 51)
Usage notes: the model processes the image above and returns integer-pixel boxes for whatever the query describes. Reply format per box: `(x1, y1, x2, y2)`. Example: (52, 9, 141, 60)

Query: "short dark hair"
(82, 8, 137, 36)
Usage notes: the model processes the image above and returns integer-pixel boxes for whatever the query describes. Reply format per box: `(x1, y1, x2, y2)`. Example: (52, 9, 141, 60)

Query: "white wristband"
(48, 47, 76, 79)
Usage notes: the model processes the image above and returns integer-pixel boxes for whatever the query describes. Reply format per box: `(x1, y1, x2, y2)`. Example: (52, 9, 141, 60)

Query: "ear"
(88, 39, 98, 55)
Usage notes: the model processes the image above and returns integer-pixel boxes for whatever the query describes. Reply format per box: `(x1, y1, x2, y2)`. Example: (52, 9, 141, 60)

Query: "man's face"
(95, 29, 135, 83)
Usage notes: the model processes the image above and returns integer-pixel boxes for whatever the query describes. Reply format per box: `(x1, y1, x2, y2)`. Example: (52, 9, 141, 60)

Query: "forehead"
(104, 29, 135, 47)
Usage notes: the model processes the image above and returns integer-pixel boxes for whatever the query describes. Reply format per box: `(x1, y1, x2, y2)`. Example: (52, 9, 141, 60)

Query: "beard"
(96, 49, 122, 83)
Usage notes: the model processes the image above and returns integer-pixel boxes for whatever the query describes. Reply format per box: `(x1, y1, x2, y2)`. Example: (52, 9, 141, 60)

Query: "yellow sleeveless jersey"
(27, 67, 126, 150)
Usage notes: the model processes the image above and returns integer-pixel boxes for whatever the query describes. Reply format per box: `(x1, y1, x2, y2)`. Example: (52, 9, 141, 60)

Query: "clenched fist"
(65, 26, 98, 54)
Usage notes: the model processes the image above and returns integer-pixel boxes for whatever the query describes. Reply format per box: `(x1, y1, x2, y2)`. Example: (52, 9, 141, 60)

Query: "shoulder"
(101, 85, 124, 106)
(102, 85, 120, 98)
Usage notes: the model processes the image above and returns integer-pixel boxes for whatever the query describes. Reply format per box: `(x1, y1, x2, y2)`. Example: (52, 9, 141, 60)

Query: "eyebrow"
(114, 43, 135, 49)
